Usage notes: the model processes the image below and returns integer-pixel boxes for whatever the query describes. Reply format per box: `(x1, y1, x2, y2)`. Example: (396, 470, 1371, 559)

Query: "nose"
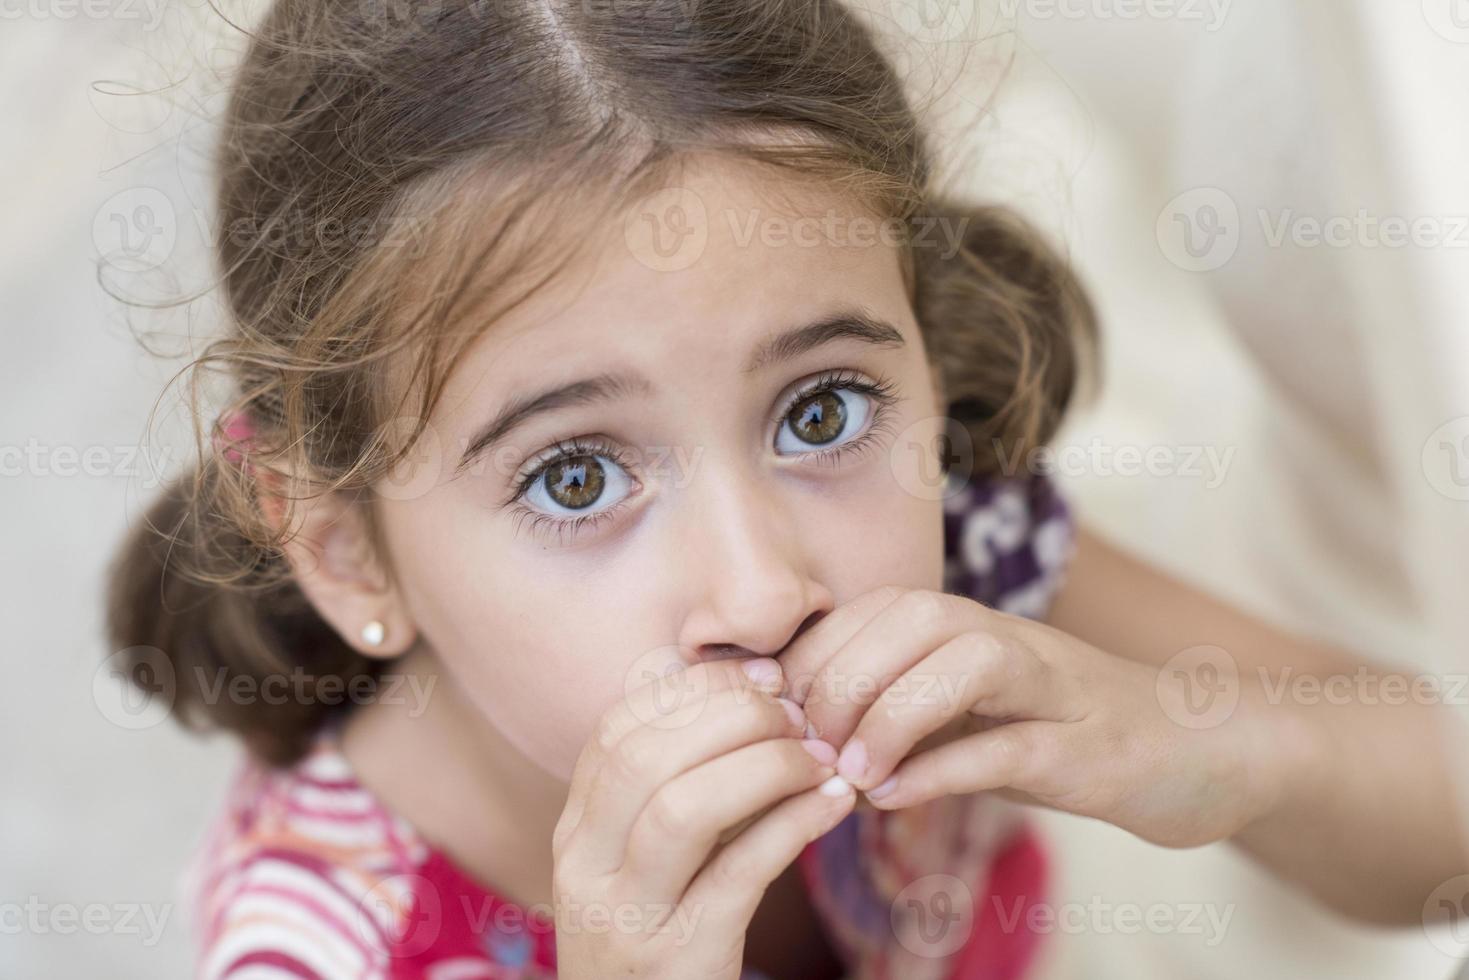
(675, 463, 834, 662)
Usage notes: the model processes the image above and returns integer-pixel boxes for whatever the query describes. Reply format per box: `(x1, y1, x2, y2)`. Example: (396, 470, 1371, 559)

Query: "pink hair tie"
(214, 407, 259, 475)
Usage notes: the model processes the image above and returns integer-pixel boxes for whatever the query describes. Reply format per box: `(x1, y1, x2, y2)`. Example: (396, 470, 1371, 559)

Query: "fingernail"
(777, 697, 806, 731)
(819, 775, 852, 798)
(801, 738, 837, 766)
(836, 738, 868, 783)
(866, 775, 899, 801)
(804, 720, 819, 740)
(742, 658, 781, 689)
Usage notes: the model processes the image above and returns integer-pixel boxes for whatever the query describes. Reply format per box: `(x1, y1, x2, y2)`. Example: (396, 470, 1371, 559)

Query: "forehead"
(444, 155, 915, 398)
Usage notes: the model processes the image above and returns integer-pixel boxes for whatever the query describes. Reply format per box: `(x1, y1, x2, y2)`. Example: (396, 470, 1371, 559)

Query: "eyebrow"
(455, 308, 906, 476)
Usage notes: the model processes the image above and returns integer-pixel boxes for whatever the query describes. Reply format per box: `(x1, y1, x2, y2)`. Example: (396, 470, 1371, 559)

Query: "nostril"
(703, 643, 752, 660)
(791, 609, 827, 644)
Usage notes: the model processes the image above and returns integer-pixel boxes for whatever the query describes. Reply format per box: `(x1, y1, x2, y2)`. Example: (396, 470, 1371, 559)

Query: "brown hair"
(104, 0, 1097, 768)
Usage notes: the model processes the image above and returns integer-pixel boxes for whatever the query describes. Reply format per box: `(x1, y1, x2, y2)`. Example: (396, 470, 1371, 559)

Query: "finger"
(620, 737, 838, 904)
(862, 720, 1059, 810)
(803, 589, 983, 749)
(680, 773, 856, 938)
(556, 658, 783, 855)
(776, 585, 908, 707)
(563, 684, 809, 876)
(838, 631, 1066, 791)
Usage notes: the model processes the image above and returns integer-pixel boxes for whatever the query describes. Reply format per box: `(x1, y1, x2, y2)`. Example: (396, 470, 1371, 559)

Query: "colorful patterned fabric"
(183, 470, 1075, 980)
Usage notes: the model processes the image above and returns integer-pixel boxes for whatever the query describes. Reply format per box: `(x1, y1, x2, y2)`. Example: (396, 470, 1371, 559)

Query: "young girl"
(105, 0, 1463, 977)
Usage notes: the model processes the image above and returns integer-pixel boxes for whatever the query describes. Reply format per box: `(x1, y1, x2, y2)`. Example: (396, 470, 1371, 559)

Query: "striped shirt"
(183, 471, 1074, 980)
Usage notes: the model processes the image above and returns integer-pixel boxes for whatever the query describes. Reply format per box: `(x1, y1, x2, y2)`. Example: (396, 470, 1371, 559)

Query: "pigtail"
(911, 201, 1098, 480)
(103, 458, 379, 767)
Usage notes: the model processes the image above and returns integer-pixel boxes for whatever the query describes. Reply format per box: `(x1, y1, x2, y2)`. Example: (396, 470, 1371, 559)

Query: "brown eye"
(785, 390, 848, 446)
(542, 455, 605, 510)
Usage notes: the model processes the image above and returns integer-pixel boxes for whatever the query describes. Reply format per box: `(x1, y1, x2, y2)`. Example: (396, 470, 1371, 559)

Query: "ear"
(264, 488, 418, 660)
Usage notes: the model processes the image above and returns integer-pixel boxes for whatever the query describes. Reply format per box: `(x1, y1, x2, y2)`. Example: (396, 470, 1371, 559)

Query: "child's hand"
(550, 658, 855, 980)
(778, 586, 1277, 848)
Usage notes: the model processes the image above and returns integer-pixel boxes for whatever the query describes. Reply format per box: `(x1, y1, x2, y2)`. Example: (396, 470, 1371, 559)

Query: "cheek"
(378, 498, 627, 779)
(825, 476, 945, 597)
(441, 638, 616, 781)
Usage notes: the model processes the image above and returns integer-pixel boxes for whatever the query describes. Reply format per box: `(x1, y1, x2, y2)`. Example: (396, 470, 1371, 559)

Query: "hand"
(777, 586, 1281, 848)
(551, 658, 856, 980)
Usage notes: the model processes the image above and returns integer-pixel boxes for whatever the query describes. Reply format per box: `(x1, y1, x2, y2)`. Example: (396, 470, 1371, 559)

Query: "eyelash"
(506, 369, 902, 544)
(506, 435, 637, 546)
(768, 369, 901, 467)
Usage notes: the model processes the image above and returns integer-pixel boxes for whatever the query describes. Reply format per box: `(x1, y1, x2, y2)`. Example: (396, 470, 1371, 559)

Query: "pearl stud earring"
(361, 620, 386, 647)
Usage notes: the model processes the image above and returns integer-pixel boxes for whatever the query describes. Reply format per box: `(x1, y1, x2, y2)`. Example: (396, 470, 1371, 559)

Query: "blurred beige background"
(4, 0, 1468, 977)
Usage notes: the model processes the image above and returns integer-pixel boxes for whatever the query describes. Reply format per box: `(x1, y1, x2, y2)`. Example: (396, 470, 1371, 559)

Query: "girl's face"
(378, 156, 948, 780)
